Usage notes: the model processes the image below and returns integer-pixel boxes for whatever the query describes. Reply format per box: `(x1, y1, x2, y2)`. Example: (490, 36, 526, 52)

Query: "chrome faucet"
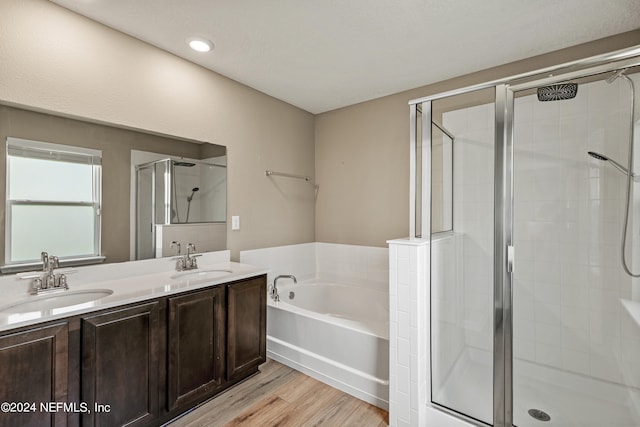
(47, 256, 59, 273)
(41, 251, 49, 272)
(270, 274, 297, 302)
(32, 252, 68, 294)
(44, 256, 59, 289)
(174, 242, 200, 271)
(187, 243, 196, 258)
(185, 243, 199, 270)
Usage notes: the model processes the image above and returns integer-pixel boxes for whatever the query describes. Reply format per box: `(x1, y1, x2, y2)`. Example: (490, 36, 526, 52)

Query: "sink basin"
(0, 289, 113, 313)
(170, 269, 233, 280)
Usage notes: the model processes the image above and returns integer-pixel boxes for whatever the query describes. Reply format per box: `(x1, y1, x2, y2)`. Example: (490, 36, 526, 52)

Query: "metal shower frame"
(409, 45, 640, 427)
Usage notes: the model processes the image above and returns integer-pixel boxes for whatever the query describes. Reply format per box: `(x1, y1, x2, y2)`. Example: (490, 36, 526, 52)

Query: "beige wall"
(0, 0, 315, 261)
(1, 1, 638, 259)
(315, 30, 640, 247)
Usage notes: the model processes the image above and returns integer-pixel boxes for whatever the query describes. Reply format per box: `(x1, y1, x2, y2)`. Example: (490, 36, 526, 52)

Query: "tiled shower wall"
(436, 74, 640, 388)
(512, 75, 640, 386)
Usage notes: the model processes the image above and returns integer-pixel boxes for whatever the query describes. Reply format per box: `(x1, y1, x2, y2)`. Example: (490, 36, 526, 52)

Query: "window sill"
(0, 256, 106, 274)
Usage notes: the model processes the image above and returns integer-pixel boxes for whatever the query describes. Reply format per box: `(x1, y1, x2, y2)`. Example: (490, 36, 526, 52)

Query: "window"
(5, 137, 102, 265)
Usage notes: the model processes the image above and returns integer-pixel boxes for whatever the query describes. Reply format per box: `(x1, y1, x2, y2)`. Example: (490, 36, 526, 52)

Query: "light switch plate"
(231, 215, 240, 230)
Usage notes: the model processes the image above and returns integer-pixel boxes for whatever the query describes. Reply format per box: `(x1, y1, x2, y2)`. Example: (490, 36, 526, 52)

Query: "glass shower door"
(135, 160, 170, 260)
(511, 68, 640, 427)
(419, 50, 640, 427)
(430, 88, 496, 425)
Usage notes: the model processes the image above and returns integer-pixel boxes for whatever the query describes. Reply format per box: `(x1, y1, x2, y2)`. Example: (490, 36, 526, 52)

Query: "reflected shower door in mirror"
(136, 164, 153, 260)
(0, 104, 227, 268)
(134, 155, 227, 260)
(429, 87, 496, 425)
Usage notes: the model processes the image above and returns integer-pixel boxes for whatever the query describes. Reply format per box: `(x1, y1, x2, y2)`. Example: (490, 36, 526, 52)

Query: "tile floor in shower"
(433, 347, 640, 427)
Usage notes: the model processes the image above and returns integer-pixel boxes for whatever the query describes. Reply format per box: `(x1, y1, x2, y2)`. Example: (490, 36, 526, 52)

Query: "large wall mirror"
(0, 104, 226, 272)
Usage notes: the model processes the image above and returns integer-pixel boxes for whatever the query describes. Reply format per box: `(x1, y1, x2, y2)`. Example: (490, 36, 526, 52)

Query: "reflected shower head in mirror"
(173, 161, 196, 167)
(587, 151, 635, 177)
(537, 83, 578, 101)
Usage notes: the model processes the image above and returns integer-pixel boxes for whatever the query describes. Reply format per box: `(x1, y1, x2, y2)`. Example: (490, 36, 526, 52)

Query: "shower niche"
(135, 155, 227, 260)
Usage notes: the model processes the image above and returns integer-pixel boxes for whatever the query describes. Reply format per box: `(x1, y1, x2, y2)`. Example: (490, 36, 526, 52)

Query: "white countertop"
(0, 252, 268, 332)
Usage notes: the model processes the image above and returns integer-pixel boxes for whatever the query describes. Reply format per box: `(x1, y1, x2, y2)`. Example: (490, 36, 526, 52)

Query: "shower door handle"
(506, 245, 515, 273)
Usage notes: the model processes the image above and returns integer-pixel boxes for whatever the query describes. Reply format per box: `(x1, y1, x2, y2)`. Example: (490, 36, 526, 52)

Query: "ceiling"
(50, 0, 640, 114)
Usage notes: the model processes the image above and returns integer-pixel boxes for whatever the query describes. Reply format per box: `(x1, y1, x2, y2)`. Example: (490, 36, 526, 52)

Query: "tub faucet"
(270, 275, 297, 302)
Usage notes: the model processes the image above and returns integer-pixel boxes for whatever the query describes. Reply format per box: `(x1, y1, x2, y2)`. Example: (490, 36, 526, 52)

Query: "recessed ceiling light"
(186, 37, 213, 53)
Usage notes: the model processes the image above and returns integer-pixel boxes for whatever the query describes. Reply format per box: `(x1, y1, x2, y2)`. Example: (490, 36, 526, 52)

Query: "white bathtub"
(267, 281, 389, 409)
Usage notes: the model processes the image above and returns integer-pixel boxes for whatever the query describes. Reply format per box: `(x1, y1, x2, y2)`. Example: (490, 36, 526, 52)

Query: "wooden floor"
(168, 359, 389, 427)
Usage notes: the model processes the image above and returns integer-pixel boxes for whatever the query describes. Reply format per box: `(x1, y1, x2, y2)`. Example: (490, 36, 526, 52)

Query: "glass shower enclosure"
(411, 47, 640, 426)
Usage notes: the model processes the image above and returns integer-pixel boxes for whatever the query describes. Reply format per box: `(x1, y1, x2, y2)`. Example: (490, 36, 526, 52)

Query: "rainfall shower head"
(537, 83, 578, 102)
(173, 161, 196, 167)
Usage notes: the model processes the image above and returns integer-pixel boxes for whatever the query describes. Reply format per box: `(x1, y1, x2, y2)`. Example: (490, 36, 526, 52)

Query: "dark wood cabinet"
(0, 274, 266, 427)
(81, 302, 161, 427)
(227, 277, 267, 381)
(0, 322, 69, 427)
(167, 286, 226, 411)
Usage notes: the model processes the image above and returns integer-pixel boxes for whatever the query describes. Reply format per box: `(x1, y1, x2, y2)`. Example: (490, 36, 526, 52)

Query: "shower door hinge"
(507, 245, 515, 273)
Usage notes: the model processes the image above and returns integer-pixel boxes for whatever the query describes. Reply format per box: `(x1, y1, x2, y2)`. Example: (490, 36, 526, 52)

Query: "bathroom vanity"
(0, 255, 267, 427)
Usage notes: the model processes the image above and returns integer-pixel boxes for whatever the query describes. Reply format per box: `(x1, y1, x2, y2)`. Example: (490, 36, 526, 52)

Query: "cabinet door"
(167, 286, 226, 411)
(81, 302, 160, 427)
(227, 276, 266, 381)
(0, 322, 68, 427)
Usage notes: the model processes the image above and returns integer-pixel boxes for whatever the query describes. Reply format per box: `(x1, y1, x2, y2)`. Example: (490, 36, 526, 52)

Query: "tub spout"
(268, 283, 280, 302)
(271, 274, 297, 302)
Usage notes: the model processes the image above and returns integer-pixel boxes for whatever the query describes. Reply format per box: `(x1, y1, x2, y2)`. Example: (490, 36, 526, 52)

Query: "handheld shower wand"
(587, 151, 637, 177)
(185, 187, 199, 222)
(187, 187, 200, 202)
(589, 69, 638, 277)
